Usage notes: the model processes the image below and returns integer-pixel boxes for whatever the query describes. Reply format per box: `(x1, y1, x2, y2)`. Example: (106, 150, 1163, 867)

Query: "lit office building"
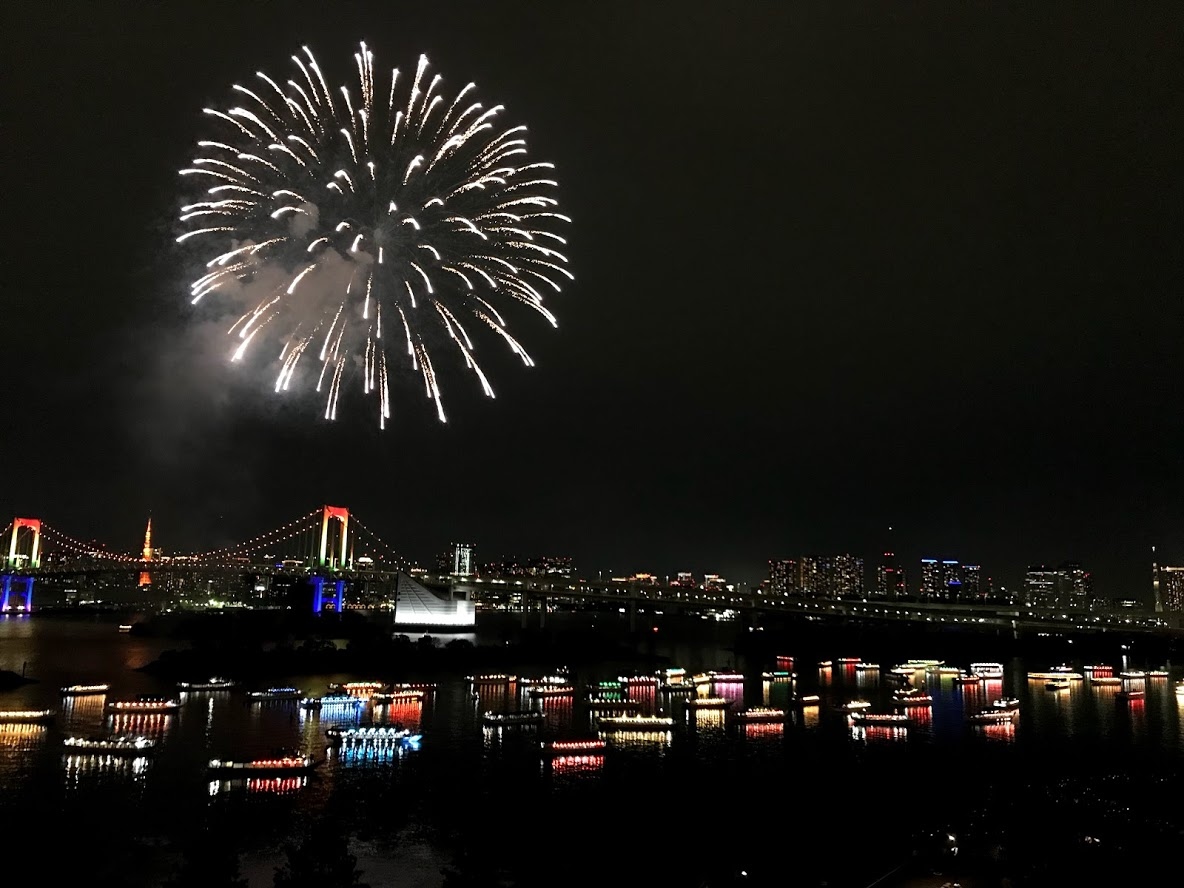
(876, 552, 907, 598)
(1024, 565, 1058, 608)
(450, 542, 475, 576)
(767, 559, 800, 596)
(1157, 566, 1184, 612)
(1056, 561, 1095, 611)
(919, 558, 972, 601)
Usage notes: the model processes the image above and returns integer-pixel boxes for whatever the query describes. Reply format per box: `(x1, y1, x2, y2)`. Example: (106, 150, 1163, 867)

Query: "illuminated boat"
(1083, 665, 1113, 677)
(1116, 689, 1145, 700)
(836, 700, 872, 712)
(928, 666, 963, 675)
(686, 696, 731, 709)
(328, 681, 387, 695)
(904, 659, 943, 668)
(761, 670, 794, 681)
(104, 698, 179, 714)
(63, 735, 156, 755)
(891, 694, 933, 707)
(849, 713, 910, 726)
(970, 662, 1004, 678)
(731, 707, 787, 723)
(467, 674, 517, 684)
(177, 677, 236, 691)
(618, 674, 660, 688)
(836, 657, 861, 664)
(586, 698, 641, 711)
(659, 683, 697, 696)
(817, 660, 834, 669)
(796, 694, 821, 705)
(117, 624, 133, 633)
(247, 687, 304, 701)
(1046, 680, 1071, 691)
(970, 710, 1016, 724)
(658, 667, 687, 684)
(527, 686, 575, 698)
(371, 690, 426, 704)
(1118, 671, 1146, 680)
(597, 715, 675, 732)
(952, 673, 982, 685)
(1090, 676, 1122, 686)
(0, 709, 54, 723)
(1147, 670, 1169, 679)
(299, 694, 363, 710)
(325, 725, 421, 747)
(855, 662, 880, 671)
(482, 710, 544, 726)
(1027, 671, 1083, 680)
(991, 698, 1020, 711)
(541, 739, 607, 756)
(208, 754, 318, 775)
(60, 684, 110, 696)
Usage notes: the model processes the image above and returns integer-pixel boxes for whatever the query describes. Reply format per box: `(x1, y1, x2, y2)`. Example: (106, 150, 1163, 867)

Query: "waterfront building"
(1158, 565, 1184, 613)
(875, 552, 907, 599)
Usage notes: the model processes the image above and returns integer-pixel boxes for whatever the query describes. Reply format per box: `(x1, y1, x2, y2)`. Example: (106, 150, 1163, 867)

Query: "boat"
(371, 689, 426, 703)
(952, 673, 982, 685)
(208, 754, 318, 776)
(970, 662, 1005, 678)
(247, 687, 304, 701)
(849, 713, 910, 727)
(836, 700, 872, 712)
(327, 681, 387, 695)
(836, 657, 861, 664)
(60, 683, 110, 696)
(468, 673, 518, 684)
(586, 698, 641, 710)
(541, 739, 607, 756)
(991, 698, 1020, 711)
(1083, 665, 1114, 676)
(1046, 680, 1071, 690)
(970, 710, 1016, 724)
(891, 694, 933, 707)
(0, 709, 54, 723)
(1118, 671, 1146, 680)
(659, 684, 697, 696)
(1027, 671, 1083, 680)
(325, 725, 421, 746)
(1147, 670, 1170, 679)
(760, 670, 794, 681)
(117, 624, 133, 633)
(685, 696, 731, 709)
(527, 685, 575, 698)
(817, 660, 834, 668)
(618, 674, 660, 687)
(1116, 689, 1145, 700)
(177, 677, 236, 691)
(855, 662, 880, 671)
(731, 707, 787, 723)
(596, 715, 675, 732)
(104, 698, 179, 714)
(482, 710, 544, 726)
(1091, 676, 1123, 686)
(63, 735, 156, 755)
(299, 694, 363, 710)
(796, 694, 821, 705)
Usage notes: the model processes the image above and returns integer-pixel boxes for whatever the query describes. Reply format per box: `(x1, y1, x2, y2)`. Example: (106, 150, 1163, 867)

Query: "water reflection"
(64, 753, 151, 785)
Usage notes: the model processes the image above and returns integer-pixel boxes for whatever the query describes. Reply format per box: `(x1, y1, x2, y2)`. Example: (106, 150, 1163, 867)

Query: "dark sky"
(4, 2, 1183, 599)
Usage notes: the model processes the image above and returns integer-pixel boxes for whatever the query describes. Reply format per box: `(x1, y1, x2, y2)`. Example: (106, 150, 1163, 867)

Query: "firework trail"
(176, 43, 571, 427)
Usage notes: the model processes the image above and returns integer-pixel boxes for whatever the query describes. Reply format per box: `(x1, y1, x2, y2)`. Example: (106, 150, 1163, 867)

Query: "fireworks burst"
(176, 42, 571, 427)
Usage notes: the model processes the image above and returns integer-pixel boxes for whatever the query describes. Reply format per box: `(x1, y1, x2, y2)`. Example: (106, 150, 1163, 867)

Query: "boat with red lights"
(731, 707, 787, 723)
(0, 709, 54, 723)
(327, 681, 387, 695)
(371, 689, 426, 703)
(541, 739, 607, 756)
(207, 754, 319, 776)
(104, 698, 179, 714)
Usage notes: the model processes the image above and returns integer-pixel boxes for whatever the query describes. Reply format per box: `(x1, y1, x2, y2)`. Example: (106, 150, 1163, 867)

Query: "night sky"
(5, 2, 1183, 599)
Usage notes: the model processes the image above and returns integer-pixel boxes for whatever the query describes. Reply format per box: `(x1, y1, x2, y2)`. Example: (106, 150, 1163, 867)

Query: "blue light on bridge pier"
(0, 574, 34, 612)
(310, 576, 345, 614)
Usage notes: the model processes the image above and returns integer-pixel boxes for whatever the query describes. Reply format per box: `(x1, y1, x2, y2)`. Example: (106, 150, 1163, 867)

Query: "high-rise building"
(962, 564, 982, 599)
(450, 542, 475, 576)
(919, 558, 974, 601)
(1055, 561, 1094, 610)
(768, 559, 799, 596)
(1024, 565, 1058, 608)
(1157, 565, 1184, 612)
(876, 552, 907, 598)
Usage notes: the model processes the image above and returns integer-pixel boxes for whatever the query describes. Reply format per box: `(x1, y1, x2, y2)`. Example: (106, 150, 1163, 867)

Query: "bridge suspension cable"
(188, 508, 322, 561)
(349, 514, 401, 562)
(40, 523, 136, 562)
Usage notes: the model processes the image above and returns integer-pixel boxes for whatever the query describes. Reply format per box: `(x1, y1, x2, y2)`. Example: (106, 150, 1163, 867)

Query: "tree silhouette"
(273, 812, 369, 888)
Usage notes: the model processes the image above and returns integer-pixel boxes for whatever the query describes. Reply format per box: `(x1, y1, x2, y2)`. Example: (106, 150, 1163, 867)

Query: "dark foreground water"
(1, 613, 1182, 888)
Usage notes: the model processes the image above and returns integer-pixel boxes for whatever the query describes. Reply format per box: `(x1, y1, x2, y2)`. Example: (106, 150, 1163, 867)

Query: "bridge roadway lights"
(310, 576, 346, 614)
(0, 574, 34, 612)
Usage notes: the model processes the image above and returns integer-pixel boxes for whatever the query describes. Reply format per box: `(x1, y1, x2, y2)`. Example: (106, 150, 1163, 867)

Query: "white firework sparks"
(177, 42, 571, 428)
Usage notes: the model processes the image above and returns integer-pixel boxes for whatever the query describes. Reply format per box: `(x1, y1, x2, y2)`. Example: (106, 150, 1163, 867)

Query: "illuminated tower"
(139, 516, 153, 587)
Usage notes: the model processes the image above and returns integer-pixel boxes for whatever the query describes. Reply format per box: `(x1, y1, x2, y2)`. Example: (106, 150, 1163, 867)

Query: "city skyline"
(5, 2, 1183, 606)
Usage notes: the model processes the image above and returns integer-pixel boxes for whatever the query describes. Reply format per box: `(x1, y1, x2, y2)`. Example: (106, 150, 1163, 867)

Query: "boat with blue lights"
(300, 694, 363, 710)
(325, 725, 422, 747)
